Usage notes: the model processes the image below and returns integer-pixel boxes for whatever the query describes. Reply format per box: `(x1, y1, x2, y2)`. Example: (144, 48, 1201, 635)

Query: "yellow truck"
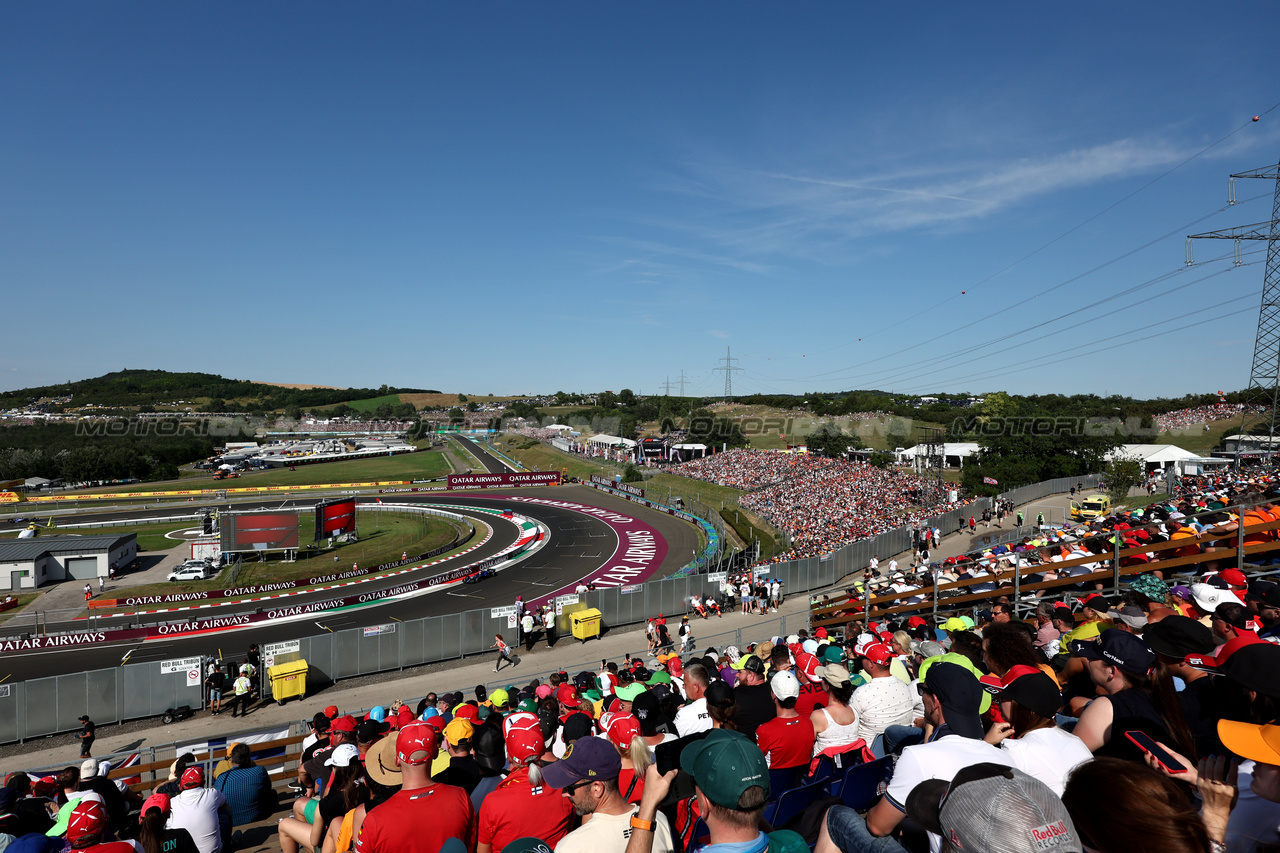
(1070, 495, 1111, 521)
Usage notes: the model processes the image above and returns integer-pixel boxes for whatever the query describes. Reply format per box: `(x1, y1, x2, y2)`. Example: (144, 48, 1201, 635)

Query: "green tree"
(622, 464, 644, 483)
(448, 407, 465, 424)
(1105, 455, 1145, 505)
(458, 394, 468, 403)
(208, 398, 227, 413)
(618, 389, 637, 407)
(804, 422, 864, 458)
(868, 451, 895, 469)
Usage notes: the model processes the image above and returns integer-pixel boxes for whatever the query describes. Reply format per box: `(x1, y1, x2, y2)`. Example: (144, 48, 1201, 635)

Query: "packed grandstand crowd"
(14, 532, 1280, 853)
(667, 448, 838, 491)
(737, 458, 964, 562)
(1154, 402, 1264, 433)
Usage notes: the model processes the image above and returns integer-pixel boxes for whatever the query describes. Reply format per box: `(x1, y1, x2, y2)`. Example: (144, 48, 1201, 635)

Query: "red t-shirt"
(477, 767, 574, 852)
(794, 682, 827, 719)
(618, 767, 646, 805)
(755, 715, 816, 770)
(356, 782, 476, 853)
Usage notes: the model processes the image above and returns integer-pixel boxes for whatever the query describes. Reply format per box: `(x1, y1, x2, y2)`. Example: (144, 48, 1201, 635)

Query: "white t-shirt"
(886, 734, 1014, 853)
(673, 697, 711, 737)
(849, 677, 916, 744)
(996, 726, 1092, 796)
(169, 787, 227, 853)
(555, 805, 674, 853)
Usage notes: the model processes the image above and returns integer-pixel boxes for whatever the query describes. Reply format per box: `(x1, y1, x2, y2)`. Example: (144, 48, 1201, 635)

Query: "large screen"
(220, 512, 301, 552)
(314, 498, 357, 541)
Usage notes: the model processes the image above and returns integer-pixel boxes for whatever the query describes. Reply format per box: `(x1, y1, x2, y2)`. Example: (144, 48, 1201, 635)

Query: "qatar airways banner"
(447, 472, 561, 489)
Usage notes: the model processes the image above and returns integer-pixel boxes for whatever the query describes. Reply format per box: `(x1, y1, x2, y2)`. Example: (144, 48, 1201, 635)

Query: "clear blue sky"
(4, 3, 1279, 401)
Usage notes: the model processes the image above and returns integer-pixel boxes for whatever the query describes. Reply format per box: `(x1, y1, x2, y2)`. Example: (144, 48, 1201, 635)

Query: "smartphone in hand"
(1125, 731, 1186, 773)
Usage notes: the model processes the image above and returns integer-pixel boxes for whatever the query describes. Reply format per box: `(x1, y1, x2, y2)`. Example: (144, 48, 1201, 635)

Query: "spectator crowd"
(1154, 403, 1264, 434)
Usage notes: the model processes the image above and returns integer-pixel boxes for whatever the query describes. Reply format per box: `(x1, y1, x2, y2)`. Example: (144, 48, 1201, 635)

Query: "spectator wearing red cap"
(476, 712, 573, 853)
(167, 768, 229, 853)
(850, 643, 915, 756)
(299, 714, 358, 799)
(138, 793, 198, 853)
(356, 721, 476, 853)
(603, 713, 650, 805)
(66, 799, 140, 853)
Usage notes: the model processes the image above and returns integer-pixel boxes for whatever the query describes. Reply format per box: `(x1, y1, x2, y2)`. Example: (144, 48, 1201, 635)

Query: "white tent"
(1105, 444, 1198, 473)
(899, 442, 981, 469)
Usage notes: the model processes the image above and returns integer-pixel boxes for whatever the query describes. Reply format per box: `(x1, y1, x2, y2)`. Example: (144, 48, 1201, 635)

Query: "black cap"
(631, 691, 666, 734)
(923, 662, 984, 739)
(632, 667, 653, 682)
(356, 719, 389, 742)
(573, 672, 594, 690)
(1070, 631, 1156, 676)
(740, 655, 766, 676)
(474, 723, 507, 775)
(562, 712, 594, 744)
(997, 671, 1063, 719)
(1219, 643, 1280, 698)
(1144, 615, 1216, 659)
(311, 713, 331, 731)
(1247, 582, 1280, 607)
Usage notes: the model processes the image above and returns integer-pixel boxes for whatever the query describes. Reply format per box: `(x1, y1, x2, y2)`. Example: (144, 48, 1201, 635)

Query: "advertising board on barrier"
(591, 475, 643, 498)
(447, 472, 562, 489)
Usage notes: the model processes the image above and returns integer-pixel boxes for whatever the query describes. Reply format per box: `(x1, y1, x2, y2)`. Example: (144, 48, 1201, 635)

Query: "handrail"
(811, 513, 1280, 627)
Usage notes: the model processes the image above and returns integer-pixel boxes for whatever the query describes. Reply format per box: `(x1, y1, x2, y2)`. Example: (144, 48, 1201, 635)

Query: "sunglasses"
(562, 780, 594, 795)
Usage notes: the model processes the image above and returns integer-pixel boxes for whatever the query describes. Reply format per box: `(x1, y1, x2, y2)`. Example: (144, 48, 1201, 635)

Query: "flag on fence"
(983, 476, 999, 485)
(114, 753, 142, 787)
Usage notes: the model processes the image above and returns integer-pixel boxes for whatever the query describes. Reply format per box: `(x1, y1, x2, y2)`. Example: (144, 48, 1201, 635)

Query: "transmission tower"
(660, 377, 674, 396)
(713, 347, 743, 401)
(678, 370, 688, 397)
(1186, 156, 1280, 462)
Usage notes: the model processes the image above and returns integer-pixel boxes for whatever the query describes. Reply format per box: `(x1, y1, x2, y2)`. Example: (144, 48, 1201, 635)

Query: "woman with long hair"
(278, 745, 365, 853)
(1062, 757, 1212, 853)
(492, 634, 513, 672)
(705, 681, 738, 732)
(810, 664, 860, 755)
(984, 669, 1092, 796)
(604, 713, 651, 805)
(1071, 631, 1196, 762)
(137, 794, 199, 853)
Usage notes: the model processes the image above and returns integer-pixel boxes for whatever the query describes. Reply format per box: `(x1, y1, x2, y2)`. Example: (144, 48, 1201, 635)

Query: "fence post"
(1112, 537, 1121, 594)
(931, 570, 939, 626)
(1238, 529, 1246, 572)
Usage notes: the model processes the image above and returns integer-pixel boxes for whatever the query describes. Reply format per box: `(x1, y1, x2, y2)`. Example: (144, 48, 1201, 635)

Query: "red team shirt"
(755, 715, 816, 770)
(356, 782, 475, 853)
(477, 766, 575, 852)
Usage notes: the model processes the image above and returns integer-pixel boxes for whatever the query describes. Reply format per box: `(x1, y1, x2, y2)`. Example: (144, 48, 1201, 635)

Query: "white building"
(0, 534, 138, 591)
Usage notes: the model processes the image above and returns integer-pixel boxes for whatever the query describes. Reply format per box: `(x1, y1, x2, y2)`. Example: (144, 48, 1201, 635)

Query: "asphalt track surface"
(450, 434, 515, 473)
(0, 485, 698, 682)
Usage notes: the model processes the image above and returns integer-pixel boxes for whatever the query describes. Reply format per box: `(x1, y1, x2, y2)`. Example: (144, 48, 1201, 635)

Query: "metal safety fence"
(0, 473, 1090, 745)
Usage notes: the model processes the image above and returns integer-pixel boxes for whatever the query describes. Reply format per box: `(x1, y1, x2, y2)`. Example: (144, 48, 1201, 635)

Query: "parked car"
(167, 563, 216, 582)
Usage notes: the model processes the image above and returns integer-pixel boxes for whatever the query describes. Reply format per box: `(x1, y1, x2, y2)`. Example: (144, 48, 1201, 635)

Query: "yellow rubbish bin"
(267, 659, 309, 705)
(570, 608, 602, 642)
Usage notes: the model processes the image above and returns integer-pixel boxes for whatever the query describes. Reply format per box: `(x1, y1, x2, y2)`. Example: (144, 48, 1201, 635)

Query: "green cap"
(583, 689, 602, 702)
(680, 729, 769, 808)
(500, 839, 553, 853)
(647, 671, 672, 685)
(917, 652, 991, 715)
(820, 645, 845, 664)
(518, 698, 537, 713)
(615, 683, 646, 701)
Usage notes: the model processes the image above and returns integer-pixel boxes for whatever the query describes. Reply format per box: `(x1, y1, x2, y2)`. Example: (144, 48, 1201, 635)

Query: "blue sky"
(4, 3, 1279, 401)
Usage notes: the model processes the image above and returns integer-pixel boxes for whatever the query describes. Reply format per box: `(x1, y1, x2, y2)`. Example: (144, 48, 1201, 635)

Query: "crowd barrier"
(0, 472, 1092, 745)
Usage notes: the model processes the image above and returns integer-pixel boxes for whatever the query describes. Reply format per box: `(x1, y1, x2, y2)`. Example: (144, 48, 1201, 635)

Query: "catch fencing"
(0, 473, 1088, 745)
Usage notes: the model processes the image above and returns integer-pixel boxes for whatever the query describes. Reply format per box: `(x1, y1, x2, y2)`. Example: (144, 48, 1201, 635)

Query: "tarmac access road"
(0, 485, 698, 682)
(450, 433, 513, 473)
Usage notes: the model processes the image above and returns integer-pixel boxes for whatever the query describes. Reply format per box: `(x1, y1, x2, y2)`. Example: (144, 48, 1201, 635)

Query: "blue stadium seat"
(839, 757, 894, 812)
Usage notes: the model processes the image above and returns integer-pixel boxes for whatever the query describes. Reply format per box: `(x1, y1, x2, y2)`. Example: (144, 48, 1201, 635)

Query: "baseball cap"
(1078, 593, 1109, 611)
(905, 764, 1082, 853)
(443, 717, 474, 746)
(562, 712, 595, 744)
(555, 684, 579, 705)
(615, 683, 646, 702)
(820, 645, 846, 664)
(1219, 720, 1280, 765)
(475, 723, 507, 774)
(503, 711, 546, 763)
(1106, 606, 1149, 630)
(631, 691, 667, 733)
(907, 616, 928, 629)
(357, 718, 389, 743)
(1186, 632, 1268, 672)
(731, 654, 766, 675)
(370, 705, 387, 722)
(605, 713, 641, 749)
(1190, 583, 1244, 612)
(396, 720, 440, 766)
(79, 759, 98, 780)
(535, 684, 553, 700)
(922, 662, 984, 740)
(1217, 641, 1280, 698)
(1219, 568, 1248, 588)
(454, 704, 481, 723)
(66, 800, 107, 844)
(1069, 631, 1156, 677)
(330, 714, 358, 734)
(311, 713, 331, 732)
(770, 670, 801, 702)
(139, 793, 170, 819)
(365, 733, 403, 786)
(859, 642, 894, 667)
(680, 729, 770, 809)
(180, 766, 204, 789)
(943, 617, 967, 631)
(1143, 615, 1216, 659)
(324, 705, 340, 718)
(490, 688, 510, 708)
(501, 839, 554, 853)
(541, 736, 621, 789)
(324, 743, 361, 767)
(1248, 581, 1280, 607)
(996, 670, 1063, 719)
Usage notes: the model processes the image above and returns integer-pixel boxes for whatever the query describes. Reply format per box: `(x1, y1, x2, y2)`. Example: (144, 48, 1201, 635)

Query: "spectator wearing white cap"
(755, 672, 814, 776)
(77, 759, 127, 832)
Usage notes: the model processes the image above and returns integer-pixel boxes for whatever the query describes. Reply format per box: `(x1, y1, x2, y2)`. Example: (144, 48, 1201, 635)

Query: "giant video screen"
(220, 512, 301, 552)
(314, 498, 357, 541)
